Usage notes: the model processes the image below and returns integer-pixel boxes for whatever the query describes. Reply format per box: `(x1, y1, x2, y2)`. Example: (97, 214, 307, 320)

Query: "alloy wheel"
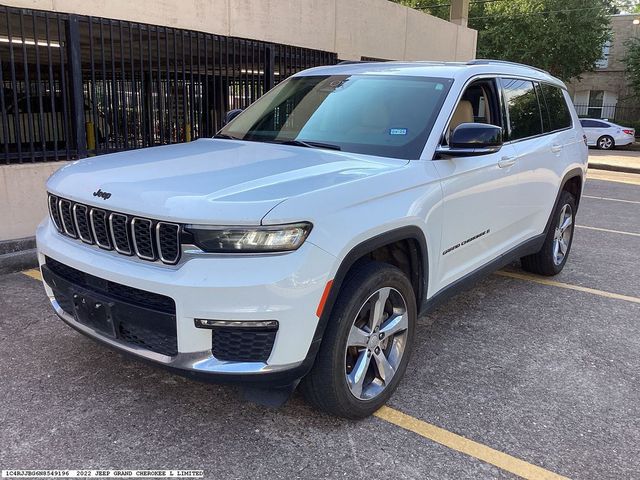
(344, 287, 409, 400)
(553, 203, 573, 265)
(599, 137, 613, 149)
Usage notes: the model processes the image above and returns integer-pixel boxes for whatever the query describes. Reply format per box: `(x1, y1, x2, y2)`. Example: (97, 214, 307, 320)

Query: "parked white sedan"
(580, 118, 636, 150)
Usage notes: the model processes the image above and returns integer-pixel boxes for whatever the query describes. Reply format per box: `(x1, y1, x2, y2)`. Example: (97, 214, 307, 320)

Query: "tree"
(624, 37, 640, 98)
(391, 0, 450, 20)
(608, 0, 640, 13)
(390, 0, 612, 81)
(473, 0, 611, 80)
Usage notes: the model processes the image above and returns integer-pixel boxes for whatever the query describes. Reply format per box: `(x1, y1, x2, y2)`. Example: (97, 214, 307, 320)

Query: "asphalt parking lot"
(1, 168, 639, 480)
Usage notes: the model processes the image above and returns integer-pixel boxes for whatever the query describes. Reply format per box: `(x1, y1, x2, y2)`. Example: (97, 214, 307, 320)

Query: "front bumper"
(36, 219, 336, 386)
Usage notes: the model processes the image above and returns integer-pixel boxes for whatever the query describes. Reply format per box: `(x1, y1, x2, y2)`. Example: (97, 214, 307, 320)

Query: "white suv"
(37, 60, 588, 418)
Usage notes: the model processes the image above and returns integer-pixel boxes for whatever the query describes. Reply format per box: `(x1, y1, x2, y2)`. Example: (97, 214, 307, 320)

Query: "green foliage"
(624, 37, 640, 97)
(472, 0, 612, 80)
(391, 0, 450, 20)
(390, 0, 612, 81)
(609, 0, 640, 13)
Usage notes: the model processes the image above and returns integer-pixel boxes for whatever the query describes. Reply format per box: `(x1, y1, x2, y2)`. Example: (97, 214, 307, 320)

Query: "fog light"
(194, 319, 278, 329)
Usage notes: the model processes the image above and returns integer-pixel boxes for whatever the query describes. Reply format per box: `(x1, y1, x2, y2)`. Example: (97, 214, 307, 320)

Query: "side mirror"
(223, 108, 244, 126)
(436, 123, 503, 158)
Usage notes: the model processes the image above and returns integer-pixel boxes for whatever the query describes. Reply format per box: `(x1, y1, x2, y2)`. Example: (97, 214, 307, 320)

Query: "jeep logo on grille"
(93, 189, 112, 200)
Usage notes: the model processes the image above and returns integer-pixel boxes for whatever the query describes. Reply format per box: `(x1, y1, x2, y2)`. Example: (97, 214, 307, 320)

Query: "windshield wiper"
(278, 139, 342, 151)
(215, 135, 341, 151)
(213, 133, 240, 140)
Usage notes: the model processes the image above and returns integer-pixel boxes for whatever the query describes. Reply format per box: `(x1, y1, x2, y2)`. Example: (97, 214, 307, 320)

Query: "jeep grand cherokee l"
(37, 60, 588, 418)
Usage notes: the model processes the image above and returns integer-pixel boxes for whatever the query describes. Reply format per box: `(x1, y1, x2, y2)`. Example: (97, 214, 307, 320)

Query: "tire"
(597, 135, 615, 150)
(300, 261, 417, 419)
(521, 190, 576, 276)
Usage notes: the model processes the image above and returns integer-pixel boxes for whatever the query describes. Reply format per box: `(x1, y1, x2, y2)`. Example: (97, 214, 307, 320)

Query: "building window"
(595, 41, 611, 69)
(588, 90, 605, 118)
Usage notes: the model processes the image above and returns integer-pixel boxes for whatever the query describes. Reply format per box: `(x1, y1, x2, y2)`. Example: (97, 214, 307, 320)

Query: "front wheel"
(597, 135, 615, 150)
(521, 190, 576, 276)
(301, 262, 416, 419)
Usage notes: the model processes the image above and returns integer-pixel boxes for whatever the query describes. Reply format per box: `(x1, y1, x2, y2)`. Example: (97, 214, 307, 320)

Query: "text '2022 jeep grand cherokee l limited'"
(37, 60, 588, 418)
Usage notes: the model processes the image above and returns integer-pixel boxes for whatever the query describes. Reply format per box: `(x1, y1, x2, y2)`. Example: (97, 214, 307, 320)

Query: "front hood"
(47, 138, 407, 224)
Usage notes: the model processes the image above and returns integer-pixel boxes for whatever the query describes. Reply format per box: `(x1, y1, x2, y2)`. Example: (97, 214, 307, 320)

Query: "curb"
(0, 236, 37, 275)
(0, 236, 35, 255)
(588, 162, 640, 175)
(0, 248, 38, 275)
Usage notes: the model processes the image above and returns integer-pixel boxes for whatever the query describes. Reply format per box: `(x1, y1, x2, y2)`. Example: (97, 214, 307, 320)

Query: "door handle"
(551, 144, 563, 153)
(498, 156, 516, 168)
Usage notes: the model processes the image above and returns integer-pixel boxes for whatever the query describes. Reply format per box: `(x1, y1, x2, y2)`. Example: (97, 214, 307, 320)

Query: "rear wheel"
(521, 190, 576, 276)
(597, 135, 615, 150)
(301, 262, 416, 419)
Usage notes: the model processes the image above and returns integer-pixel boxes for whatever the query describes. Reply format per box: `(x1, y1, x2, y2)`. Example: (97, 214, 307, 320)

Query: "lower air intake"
(211, 327, 277, 362)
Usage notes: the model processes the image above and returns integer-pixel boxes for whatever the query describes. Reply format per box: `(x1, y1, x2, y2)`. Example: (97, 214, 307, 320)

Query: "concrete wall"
(3, 0, 477, 61)
(1, 162, 72, 240)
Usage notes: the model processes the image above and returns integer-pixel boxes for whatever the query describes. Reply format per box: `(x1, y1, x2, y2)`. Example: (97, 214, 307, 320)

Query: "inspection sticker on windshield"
(389, 128, 408, 136)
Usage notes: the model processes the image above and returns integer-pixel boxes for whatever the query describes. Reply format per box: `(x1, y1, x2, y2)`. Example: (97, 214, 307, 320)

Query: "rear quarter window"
(540, 84, 572, 131)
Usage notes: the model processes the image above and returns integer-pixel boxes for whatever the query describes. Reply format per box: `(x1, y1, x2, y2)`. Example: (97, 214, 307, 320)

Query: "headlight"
(185, 222, 312, 253)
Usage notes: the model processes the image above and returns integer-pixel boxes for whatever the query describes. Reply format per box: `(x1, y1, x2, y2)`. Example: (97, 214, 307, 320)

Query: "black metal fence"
(0, 5, 338, 164)
(573, 103, 640, 126)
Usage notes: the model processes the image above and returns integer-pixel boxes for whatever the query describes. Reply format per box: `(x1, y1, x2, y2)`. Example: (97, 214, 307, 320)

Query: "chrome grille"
(132, 218, 155, 260)
(109, 213, 132, 255)
(48, 194, 63, 232)
(58, 199, 77, 238)
(73, 204, 92, 244)
(90, 208, 111, 249)
(48, 193, 181, 265)
(157, 223, 181, 264)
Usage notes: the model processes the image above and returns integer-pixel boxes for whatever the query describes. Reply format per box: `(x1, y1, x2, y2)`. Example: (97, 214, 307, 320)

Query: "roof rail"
(467, 59, 550, 75)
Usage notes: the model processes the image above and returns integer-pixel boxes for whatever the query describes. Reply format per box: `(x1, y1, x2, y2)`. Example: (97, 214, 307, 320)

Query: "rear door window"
(500, 78, 543, 141)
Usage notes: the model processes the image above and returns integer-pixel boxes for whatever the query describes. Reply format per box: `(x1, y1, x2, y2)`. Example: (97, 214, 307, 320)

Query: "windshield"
(219, 74, 453, 159)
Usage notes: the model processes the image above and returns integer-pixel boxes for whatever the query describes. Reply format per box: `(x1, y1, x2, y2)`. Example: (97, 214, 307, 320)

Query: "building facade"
(567, 14, 640, 123)
(0, 0, 477, 243)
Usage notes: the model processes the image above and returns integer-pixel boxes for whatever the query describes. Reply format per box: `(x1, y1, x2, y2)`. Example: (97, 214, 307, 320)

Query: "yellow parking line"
(495, 271, 640, 305)
(375, 406, 569, 480)
(583, 195, 640, 205)
(576, 225, 640, 237)
(587, 170, 640, 186)
(22, 268, 42, 281)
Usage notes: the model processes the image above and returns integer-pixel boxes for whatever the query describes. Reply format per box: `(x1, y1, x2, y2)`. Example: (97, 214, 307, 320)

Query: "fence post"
(144, 72, 153, 146)
(65, 15, 87, 158)
(265, 45, 275, 91)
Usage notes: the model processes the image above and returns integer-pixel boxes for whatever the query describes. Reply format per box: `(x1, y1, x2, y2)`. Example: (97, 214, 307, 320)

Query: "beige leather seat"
(449, 100, 474, 134)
